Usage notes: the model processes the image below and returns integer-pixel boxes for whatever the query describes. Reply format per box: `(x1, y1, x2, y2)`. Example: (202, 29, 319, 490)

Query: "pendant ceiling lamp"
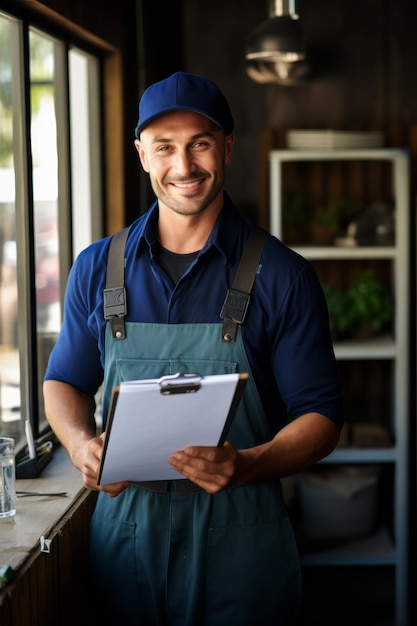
(245, 0, 309, 85)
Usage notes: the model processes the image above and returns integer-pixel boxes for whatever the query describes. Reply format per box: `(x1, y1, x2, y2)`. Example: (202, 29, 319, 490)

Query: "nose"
(173, 147, 195, 176)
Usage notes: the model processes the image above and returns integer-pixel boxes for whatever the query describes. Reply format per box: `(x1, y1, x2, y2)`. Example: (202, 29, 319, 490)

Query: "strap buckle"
(220, 288, 250, 324)
(103, 286, 127, 319)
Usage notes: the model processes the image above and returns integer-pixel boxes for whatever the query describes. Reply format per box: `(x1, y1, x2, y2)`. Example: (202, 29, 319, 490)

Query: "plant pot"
(310, 224, 335, 246)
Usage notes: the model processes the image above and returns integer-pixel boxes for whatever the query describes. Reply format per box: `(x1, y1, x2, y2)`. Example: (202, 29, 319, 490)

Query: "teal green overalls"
(88, 235, 302, 626)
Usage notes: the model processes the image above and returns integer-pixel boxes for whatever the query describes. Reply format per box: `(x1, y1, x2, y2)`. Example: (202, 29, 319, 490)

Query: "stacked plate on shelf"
(286, 130, 384, 150)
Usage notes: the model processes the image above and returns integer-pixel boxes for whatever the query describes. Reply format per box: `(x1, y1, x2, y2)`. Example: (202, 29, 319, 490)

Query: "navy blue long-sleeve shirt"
(45, 193, 343, 435)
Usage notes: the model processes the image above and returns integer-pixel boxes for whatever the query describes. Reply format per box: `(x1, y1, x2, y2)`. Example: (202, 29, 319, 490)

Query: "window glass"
(30, 30, 61, 336)
(0, 12, 103, 451)
(30, 30, 62, 436)
(69, 47, 102, 257)
(0, 14, 21, 442)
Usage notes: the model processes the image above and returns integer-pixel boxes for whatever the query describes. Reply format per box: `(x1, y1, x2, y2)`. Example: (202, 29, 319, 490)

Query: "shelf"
(320, 446, 397, 464)
(290, 245, 396, 260)
(300, 527, 395, 566)
(269, 147, 409, 625)
(333, 336, 396, 359)
(269, 147, 408, 162)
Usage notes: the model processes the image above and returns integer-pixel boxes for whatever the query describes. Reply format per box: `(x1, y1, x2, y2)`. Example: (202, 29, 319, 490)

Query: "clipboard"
(98, 372, 248, 485)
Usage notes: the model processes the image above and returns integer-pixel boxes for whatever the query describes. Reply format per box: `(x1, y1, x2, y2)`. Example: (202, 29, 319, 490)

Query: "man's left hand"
(168, 442, 244, 493)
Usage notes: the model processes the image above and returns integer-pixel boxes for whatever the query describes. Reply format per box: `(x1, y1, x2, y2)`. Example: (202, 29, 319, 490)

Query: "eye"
(191, 140, 209, 150)
(154, 144, 172, 153)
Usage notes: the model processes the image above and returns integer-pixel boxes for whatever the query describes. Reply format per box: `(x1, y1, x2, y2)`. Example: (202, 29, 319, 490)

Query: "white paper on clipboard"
(98, 372, 248, 485)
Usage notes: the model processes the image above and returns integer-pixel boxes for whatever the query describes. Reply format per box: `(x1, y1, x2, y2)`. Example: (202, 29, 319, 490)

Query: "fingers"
(79, 437, 103, 488)
(78, 435, 128, 496)
(168, 443, 239, 492)
(100, 481, 130, 498)
(169, 444, 235, 470)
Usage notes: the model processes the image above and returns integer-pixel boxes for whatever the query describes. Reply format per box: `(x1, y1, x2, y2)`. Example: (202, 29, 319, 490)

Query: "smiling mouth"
(172, 180, 202, 189)
(168, 171, 207, 190)
(168, 177, 208, 193)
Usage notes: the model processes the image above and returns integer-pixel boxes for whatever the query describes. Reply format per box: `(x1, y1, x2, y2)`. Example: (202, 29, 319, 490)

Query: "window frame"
(0, 7, 109, 455)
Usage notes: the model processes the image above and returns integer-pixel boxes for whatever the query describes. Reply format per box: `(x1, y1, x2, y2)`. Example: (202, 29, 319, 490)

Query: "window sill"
(0, 446, 86, 573)
(0, 446, 97, 624)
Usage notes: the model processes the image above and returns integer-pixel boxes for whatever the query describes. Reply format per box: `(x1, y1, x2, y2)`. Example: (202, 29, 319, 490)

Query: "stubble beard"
(152, 170, 224, 217)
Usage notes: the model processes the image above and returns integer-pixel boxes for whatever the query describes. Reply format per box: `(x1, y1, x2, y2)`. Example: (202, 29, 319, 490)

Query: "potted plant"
(310, 203, 340, 245)
(322, 269, 393, 340)
(310, 199, 359, 246)
(345, 269, 393, 338)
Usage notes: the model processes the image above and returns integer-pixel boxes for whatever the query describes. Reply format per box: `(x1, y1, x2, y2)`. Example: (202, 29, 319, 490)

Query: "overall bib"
(89, 321, 302, 626)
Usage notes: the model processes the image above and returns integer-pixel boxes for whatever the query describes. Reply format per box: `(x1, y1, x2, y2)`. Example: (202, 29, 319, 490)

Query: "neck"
(157, 198, 222, 254)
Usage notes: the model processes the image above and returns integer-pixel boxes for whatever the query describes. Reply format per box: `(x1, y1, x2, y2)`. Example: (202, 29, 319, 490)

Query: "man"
(44, 71, 343, 625)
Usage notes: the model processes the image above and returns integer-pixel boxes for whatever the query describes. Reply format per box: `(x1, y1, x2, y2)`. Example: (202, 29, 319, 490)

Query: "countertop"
(0, 446, 85, 576)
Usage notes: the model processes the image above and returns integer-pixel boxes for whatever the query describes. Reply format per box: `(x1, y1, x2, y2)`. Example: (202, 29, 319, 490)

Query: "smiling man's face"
(135, 110, 234, 218)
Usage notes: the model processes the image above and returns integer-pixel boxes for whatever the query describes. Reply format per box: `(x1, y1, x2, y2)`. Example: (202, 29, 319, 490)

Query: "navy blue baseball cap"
(135, 72, 234, 138)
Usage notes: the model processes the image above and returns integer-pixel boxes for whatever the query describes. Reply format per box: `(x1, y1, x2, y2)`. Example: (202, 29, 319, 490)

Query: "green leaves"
(322, 269, 393, 338)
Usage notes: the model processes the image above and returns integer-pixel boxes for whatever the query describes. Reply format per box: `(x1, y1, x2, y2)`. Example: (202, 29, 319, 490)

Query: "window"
(0, 11, 103, 452)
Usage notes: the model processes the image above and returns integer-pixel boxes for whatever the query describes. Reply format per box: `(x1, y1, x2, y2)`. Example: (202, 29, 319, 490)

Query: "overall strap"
(220, 227, 268, 343)
(103, 226, 130, 339)
(103, 224, 269, 343)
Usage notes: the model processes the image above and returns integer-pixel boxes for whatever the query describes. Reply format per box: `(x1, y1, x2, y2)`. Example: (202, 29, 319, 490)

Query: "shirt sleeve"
(44, 244, 106, 397)
(271, 260, 343, 429)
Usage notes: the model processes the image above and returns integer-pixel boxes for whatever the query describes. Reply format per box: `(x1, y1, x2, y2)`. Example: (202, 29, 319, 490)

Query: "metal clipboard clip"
(158, 372, 202, 395)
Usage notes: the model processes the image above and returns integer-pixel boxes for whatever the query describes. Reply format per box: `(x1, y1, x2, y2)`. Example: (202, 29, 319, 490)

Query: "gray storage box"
(297, 465, 380, 540)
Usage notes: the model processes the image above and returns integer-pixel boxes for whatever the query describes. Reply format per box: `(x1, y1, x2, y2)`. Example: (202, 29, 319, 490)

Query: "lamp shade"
(245, 15, 305, 63)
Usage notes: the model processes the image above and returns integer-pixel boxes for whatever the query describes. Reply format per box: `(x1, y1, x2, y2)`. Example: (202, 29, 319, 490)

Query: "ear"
(134, 140, 149, 173)
(224, 132, 235, 165)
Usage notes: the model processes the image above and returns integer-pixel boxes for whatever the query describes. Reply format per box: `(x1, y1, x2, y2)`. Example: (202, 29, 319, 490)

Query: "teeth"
(174, 180, 200, 189)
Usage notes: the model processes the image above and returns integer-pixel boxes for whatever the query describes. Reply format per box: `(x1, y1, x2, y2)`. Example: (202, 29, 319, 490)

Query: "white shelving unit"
(269, 148, 409, 625)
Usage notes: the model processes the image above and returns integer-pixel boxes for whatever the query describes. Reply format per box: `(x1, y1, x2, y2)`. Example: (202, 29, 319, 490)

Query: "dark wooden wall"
(179, 0, 417, 222)
(25, 0, 417, 223)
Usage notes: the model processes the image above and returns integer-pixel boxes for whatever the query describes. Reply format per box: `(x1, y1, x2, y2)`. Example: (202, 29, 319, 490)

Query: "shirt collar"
(134, 192, 243, 262)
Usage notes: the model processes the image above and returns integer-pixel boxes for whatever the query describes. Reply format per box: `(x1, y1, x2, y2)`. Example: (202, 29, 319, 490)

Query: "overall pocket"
(205, 517, 302, 625)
